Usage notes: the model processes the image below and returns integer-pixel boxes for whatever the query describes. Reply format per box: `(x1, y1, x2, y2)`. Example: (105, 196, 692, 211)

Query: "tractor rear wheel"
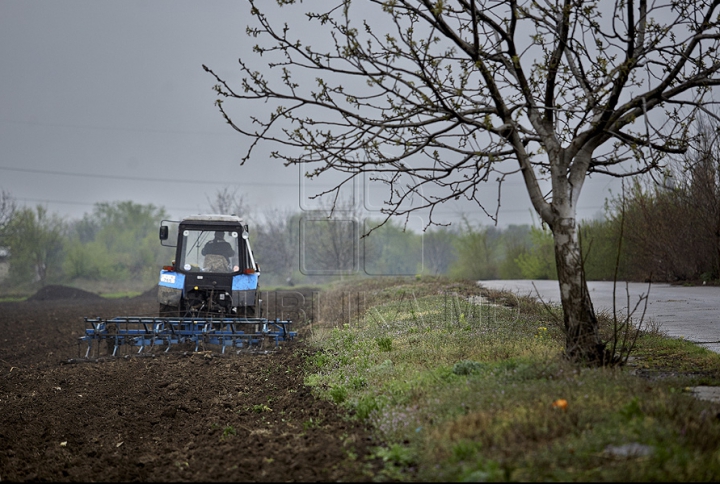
(159, 304, 179, 317)
(235, 306, 255, 318)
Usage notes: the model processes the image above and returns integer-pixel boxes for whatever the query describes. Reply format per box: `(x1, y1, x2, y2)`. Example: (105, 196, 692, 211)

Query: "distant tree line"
(1, 118, 718, 291)
(0, 200, 168, 291)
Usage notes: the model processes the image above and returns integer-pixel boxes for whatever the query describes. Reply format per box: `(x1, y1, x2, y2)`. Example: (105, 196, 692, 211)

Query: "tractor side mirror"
(159, 226, 169, 241)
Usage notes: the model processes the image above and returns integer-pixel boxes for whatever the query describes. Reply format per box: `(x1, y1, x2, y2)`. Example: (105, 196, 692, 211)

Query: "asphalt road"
(479, 280, 720, 354)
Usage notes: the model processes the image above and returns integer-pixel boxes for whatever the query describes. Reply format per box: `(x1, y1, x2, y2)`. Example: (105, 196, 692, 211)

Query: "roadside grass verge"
(305, 276, 720, 481)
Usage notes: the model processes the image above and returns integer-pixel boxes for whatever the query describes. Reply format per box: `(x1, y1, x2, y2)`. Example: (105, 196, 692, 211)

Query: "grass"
(304, 276, 720, 481)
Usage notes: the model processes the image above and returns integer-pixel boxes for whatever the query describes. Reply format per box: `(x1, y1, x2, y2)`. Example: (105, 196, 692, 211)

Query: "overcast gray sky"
(0, 0, 619, 229)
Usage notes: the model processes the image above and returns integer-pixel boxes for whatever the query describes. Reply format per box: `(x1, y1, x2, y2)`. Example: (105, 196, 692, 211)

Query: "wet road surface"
(479, 280, 720, 354)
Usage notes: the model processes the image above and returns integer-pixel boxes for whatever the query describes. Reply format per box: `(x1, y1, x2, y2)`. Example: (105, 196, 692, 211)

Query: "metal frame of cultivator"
(81, 316, 296, 357)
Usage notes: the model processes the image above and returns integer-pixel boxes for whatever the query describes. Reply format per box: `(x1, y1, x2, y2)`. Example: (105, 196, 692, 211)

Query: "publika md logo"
(297, 159, 426, 277)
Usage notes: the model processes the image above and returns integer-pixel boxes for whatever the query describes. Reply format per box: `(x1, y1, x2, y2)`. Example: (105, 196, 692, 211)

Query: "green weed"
(329, 385, 348, 404)
(374, 443, 416, 466)
(220, 425, 236, 440)
(303, 417, 323, 430)
(376, 336, 393, 352)
(251, 404, 272, 413)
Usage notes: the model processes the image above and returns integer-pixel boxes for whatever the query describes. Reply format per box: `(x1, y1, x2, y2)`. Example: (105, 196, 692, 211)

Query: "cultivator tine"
(81, 316, 296, 357)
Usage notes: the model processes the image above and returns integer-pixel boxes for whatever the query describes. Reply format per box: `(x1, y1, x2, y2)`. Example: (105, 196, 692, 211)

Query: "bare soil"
(0, 286, 383, 482)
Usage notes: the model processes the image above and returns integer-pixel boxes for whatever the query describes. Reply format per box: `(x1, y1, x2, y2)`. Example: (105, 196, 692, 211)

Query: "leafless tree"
(0, 190, 16, 234)
(298, 198, 363, 278)
(0, 190, 17, 257)
(252, 207, 298, 284)
(207, 187, 252, 221)
(619, 116, 720, 282)
(424, 227, 457, 276)
(681, 116, 720, 279)
(204, 0, 720, 364)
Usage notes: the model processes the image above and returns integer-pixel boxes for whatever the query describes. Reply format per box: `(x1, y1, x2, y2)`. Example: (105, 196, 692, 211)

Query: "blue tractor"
(80, 214, 296, 357)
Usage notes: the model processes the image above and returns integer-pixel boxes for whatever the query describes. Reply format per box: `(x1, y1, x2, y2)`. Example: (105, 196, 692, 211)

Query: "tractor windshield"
(178, 229, 244, 273)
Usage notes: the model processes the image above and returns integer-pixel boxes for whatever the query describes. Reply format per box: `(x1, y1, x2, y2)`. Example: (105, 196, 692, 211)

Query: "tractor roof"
(181, 214, 245, 224)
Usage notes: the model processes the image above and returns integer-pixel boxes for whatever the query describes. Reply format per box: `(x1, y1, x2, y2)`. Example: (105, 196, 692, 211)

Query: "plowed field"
(0, 286, 382, 481)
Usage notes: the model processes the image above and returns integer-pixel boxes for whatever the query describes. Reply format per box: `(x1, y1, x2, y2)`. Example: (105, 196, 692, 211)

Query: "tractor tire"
(159, 304, 179, 317)
(236, 306, 255, 318)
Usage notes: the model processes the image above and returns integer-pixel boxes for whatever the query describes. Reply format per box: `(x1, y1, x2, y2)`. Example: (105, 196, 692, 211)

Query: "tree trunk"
(552, 217, 608, 364)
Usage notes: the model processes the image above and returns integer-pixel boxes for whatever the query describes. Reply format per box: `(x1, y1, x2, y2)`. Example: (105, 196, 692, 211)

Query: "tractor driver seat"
(203, 254, 230, 272)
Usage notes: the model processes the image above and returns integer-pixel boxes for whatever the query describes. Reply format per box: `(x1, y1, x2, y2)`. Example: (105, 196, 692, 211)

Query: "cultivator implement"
(81, 316, 296, 357)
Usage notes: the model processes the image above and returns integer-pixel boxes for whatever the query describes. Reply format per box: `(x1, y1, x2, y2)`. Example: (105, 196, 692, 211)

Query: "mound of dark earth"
(26, 284, 104, 301)
(0, 288, 381, 481)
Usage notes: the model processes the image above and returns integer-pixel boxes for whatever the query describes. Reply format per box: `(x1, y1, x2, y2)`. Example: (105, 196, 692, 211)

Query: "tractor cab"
(157, 214, 259, 317)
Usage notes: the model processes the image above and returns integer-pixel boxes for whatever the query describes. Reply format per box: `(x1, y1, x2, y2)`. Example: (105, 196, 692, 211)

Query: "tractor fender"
(158, 270, 184, 306)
